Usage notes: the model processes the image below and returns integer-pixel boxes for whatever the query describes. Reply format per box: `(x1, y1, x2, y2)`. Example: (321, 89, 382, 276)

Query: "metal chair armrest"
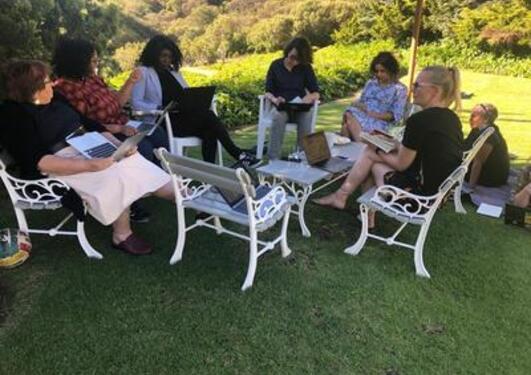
(370, 185, 439, 218)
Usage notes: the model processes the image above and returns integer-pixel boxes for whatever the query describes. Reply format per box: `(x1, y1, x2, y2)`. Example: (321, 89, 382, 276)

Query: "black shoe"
(130, 202, 151, 223)
(239, 152, 261, 168)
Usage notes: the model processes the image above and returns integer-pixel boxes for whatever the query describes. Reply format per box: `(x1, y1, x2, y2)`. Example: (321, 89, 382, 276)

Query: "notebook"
(301, 131, 353, 173)
(175, 86, 216, 112)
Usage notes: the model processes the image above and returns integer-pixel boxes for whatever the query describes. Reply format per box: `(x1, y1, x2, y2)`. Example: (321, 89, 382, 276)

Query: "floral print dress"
(345, 78, 408, 132)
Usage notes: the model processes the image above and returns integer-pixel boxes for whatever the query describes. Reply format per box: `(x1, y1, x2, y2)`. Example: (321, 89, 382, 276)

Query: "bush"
(109, 39, 530, 128)
(452, 0, 531, 56)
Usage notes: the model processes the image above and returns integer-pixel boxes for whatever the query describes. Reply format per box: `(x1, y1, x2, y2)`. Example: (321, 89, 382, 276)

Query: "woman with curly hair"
(131, 34, 257, 165)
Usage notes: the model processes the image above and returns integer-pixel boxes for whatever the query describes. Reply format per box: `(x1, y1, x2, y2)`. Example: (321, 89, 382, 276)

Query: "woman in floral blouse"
(341, 51, 407, 141)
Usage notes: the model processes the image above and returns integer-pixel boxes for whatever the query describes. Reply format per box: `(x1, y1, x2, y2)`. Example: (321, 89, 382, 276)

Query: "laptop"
(126, 101, 175, 135)
(175, 86, 216, 112)
(215, 161, 272, 215)
(301, 131, 353, 173)
(66, 102, 173, 161)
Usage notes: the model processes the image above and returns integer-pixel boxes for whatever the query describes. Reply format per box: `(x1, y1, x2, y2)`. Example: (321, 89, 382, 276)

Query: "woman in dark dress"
(131, 34, 257, 165)
(0, 60, 175, 255)
(314, 66, 464, 228)
(465, 103, 509, 189)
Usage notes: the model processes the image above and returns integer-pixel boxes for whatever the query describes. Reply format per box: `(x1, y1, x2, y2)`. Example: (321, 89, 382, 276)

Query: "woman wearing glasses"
(315, 66, 463, 227)
(341, 52, 407, 142)
(0, 60, 174, 255)
(264, 37, 320, 159)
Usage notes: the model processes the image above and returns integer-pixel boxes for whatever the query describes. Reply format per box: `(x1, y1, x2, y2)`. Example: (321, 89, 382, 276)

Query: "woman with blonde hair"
(315, 66, 464, 227)
(465, 103, 509, 189)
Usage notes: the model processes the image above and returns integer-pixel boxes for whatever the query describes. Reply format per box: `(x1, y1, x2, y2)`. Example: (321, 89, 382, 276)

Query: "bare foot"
(312, 192, 346, 210)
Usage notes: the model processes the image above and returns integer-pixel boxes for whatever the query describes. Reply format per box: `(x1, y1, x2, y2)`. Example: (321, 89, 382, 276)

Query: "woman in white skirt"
(0, 59, 173, 255)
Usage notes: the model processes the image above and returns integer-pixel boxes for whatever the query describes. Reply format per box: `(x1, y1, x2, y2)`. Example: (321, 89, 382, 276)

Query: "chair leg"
(344, 204, 369, 255)
(280, 208, 292, 258)
(413, 223, 431, 278)
(214, 216, 224, 234)
(216, 141, 223, 166)
(76, 221, 103, 259)
(14, 207, 29, 233)
(453, 183, 467, 214)
(241, 225, 259, 291)
(170, 204, 186, 265)
(256, 123, 267, 159)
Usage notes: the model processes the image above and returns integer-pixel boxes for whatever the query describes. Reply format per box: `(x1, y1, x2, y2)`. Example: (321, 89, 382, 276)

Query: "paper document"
(477, 203, 503, 218)
(290, 96, 303, 103)
(360, 132, 396, 153)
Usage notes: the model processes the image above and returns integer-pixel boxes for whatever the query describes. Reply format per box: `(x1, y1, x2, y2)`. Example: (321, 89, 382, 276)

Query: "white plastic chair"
(132, 99, 223, 165)
(256, 95, 319, 159)
(0, 158, 103, 259)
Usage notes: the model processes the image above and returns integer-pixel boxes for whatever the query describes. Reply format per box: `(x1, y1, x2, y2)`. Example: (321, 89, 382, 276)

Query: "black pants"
(170, 110, 241, 163)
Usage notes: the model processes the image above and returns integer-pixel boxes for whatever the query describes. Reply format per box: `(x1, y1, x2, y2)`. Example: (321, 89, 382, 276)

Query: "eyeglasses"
(413, 81, 436, 90)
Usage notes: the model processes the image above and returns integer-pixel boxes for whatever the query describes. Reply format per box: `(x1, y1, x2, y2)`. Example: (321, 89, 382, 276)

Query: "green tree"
(453, 0, 531, 55)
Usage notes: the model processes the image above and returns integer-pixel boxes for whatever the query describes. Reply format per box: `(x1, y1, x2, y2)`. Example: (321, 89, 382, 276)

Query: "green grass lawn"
(0, 71, 530, 374)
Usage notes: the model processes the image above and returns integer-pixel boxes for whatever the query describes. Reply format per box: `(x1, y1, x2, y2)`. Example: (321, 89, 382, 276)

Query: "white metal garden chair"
(132, 99, 223, 165)
(155, 149, 293, 291)
(255, 95, 319, 159)
(0, 158, 103, 259)
(452, 126, 495, 214)
(346, 165, 468, 278)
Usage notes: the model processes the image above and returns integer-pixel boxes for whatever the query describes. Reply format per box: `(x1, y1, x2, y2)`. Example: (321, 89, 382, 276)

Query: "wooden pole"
(406, 0, 425, 101)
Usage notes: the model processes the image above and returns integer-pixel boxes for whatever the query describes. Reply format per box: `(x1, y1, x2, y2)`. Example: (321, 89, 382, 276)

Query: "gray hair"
(477, 103, 498, 124)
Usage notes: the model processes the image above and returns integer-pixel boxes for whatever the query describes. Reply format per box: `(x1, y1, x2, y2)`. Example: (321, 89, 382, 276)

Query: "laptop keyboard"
(86, 143, 116, 158)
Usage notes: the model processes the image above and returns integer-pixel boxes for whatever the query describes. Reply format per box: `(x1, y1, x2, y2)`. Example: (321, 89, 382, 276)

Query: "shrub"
(109, 40, 530, 128)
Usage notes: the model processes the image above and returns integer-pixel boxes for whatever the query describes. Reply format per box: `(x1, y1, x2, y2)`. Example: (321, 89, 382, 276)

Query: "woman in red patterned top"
(52, 38, 168, 164)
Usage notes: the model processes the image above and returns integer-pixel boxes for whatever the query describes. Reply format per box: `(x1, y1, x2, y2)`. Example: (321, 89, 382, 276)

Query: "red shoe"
(112, 234, 152, 255)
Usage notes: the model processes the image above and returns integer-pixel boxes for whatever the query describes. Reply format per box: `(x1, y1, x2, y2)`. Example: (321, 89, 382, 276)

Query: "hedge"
(109, 40, 530, 128)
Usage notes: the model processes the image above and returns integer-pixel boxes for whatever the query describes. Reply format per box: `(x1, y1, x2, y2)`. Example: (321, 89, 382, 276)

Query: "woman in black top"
(0, 60, 175, 255)
(315, 66, 463, 227)
(465, 103, 509, 188)
(131, 35, 257, 165)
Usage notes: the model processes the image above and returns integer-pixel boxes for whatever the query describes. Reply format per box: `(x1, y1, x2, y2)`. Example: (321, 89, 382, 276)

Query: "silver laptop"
(66, 101, 173, 161)
(126, 101, 174, 135)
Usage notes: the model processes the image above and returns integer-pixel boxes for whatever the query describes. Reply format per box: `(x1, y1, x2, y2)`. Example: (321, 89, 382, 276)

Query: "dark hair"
(52, 38, 96, 79)
(283, 37, 313, 65)
(370, 52, 400, 80)
(2, 60, 49, 103)
(139, 35, 183, 70)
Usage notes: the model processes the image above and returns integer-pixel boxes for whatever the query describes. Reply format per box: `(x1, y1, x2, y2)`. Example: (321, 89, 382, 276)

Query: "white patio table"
(256, 142, 365, 237)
